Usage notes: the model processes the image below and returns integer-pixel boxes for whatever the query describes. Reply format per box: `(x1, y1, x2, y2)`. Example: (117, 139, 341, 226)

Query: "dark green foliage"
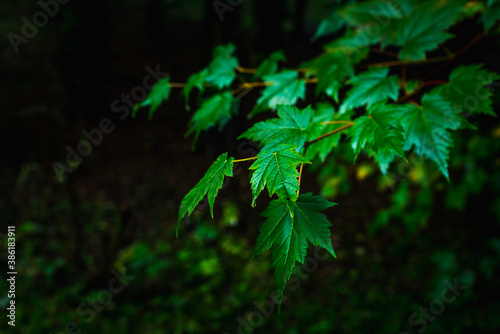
(131, 0, 500, 308)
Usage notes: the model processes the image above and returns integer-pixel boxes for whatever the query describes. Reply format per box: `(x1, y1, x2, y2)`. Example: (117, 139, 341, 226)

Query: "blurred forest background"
(1, 0, 500, 333)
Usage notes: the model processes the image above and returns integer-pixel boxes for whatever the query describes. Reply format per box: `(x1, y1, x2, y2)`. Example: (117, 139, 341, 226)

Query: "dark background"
(1, 1, 500, 333)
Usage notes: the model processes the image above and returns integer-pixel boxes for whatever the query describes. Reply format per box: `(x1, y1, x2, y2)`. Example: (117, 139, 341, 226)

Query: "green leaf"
(187, 92, 237, 142)
(239, 105, 314, 151)
(302, 51, 354, 103)
(348, 103, 406, 173)
(132, 76, 171, 120)
(183, 68, 209, 110)
(431, 64, 500, 117)
(391, 0, 464, 61)
(400, 91, 463, 180)
(340, 67, 400, 113)
(404, 79, 421, 95)
(251, 70, 306, 116)
(252, 193, 336, 305)
(255, 50, 287, 79)
(306, 103, 352, 162)
(205, 44, 239, 89)
(178, 153, 234, 235)
(249, 144, 310, 206)
(339, 0, 403, 26)
(481, 1, 500, 30)
(313, 11, 346, 41)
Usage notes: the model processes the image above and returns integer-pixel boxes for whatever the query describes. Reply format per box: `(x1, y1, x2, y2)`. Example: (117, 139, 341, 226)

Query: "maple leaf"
(205, 44, 239, 89)
(431, 64, 500, 117)
(390, 0, 464, 61)
(313, 11, 346, 41)
(132, 76, 171, 120)
(178, 153, 234, 236)
(182, 68, 209, 111)
(348, 103, 406, 173)
(249, 144, 310, 206)
(400, 91, 463, 180)
(239, 105, 314, 151)
(255, 50, 287, 79)
(187, 92, 237, 142)
(302, 52, 354, 103)
(252, 193, 336, 306)
(251, 70, 306, 116)
(340, 67, 400, 113)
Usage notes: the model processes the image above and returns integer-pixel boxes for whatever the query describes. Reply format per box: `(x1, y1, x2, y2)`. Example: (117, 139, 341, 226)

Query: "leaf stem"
(305, 122, 355, 148)
(370, 47, 399, 58)
(297, 147, 308, 197)
(422, 31, 485, 81)
(422, 80, 447, 87)
(237, 66, 258, 74)
(168, 83, 186, 88)
(321, 120, 353, 125)
(233, 157, 258, 163)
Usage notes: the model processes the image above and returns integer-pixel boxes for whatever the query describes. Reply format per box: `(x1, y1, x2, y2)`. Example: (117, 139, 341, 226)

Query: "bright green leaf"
(340, 67, 400, 113)
(178, 153, 234, 235)
(252, 193, 336, 305)
(249, 144, 310, 206)
(349, 103, 406, 173)
(187, 92, 237, 142)
(132, 76, 171, 120)
(391, 1, 464, 61)
(205, 44, 239, 89)
(239, 105, 314, 151)
(251, 70, 306, 116)
(303, 52, 354, 103)
(313, 11, 346, 41)
(183, 68, 209, 110)
(255, 50, 287, 79)
(400, 91, 463, 179)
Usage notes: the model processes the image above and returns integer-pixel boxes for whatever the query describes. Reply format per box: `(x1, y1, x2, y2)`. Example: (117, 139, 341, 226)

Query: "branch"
(168, 83, 186, 88)
(422, 31, 485, 81)
(368, 54, 453, 68)
(305, 122, 355, 148)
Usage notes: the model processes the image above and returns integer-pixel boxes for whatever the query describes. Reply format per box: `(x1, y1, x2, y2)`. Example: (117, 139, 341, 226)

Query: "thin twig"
(305, 123, 355, 148)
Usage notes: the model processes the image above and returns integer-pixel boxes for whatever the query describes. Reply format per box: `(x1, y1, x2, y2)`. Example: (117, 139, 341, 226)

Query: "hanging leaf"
(255, 50, 287, 79)
(132, 76, 171, 119)
(340, 67, 400, 113)
(251, 70, 306, 116)
(400, 91, 463, 180)
(252, 193, 336, 306)
(205, 44, 239, 89)
(249, 144, 310, 206)
(239, 105, 314, 151)
(348, 103, 406, 173)
(187, 92, 237, 142)
(178, 153, 234, 235)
